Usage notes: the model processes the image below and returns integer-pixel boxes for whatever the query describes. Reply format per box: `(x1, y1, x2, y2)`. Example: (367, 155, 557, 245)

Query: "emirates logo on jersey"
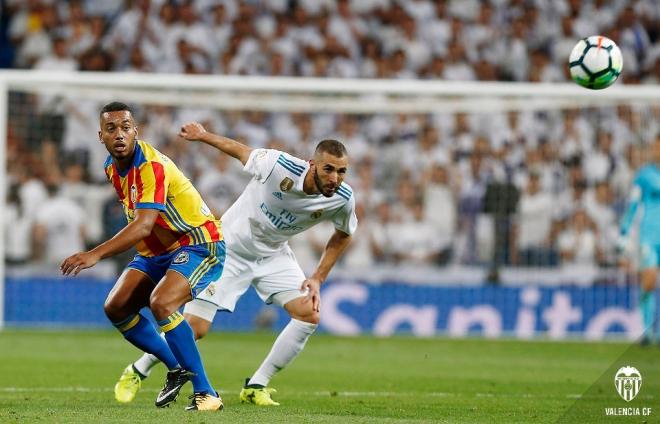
(280, 177, 294, 192)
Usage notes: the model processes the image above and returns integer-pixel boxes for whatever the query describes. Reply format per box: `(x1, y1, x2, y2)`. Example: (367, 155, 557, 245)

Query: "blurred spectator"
(513, 170, 557, 266)
(14, 166, 48, 221)
(59, 159, 113, 244)
(79, 47, 113, 71)
(370, 201, 398, 263)
(61, 97, 105, 181)
(331, 116, 370, 163)
(558, 209, 602, 266)
(33, 36, 77, 71)
(11, 2, 60, 68)
(5, 185, 33, 265)
(32, 183, 87, 266)
(583, 131, 616, 184)
(395, 199, 445, 265)
(585, 181, 618, 266)
(196, 151, 246, 218)
(422, 161, 455, 264)
(341, 202, 375, 268)
(101, 196, 133, 272)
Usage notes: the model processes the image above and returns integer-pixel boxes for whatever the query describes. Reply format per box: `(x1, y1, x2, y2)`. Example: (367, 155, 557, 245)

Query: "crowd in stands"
(4, 0, 659, 81)
(2, 0, 659, 280)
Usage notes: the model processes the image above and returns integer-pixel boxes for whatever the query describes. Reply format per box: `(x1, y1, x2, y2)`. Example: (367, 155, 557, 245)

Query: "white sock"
(132, 333, 165, 378)
(248, 319, 317, 387)
(133, 353, 160, 378)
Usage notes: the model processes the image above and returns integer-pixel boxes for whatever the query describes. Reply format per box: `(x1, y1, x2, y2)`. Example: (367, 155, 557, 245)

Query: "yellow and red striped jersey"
(104, 139, 222, 257)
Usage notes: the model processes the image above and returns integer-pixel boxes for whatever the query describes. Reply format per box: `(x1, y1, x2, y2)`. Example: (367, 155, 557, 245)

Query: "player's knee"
(149, 291, 174, 320)
(298, 310, 320, 325)
(187, 319, 208, 340)
(285, 298, 321, 324)
(307, 312, 321, 325)
(104, 294, 126, 322)
(192, 325, 207, 340)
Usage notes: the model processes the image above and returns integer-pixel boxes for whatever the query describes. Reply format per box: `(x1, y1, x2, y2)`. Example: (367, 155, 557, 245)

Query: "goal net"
(1, 70, 659, 339)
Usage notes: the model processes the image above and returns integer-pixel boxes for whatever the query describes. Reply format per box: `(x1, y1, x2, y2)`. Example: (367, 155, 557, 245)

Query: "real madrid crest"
(310, 209, 323, 219)
(205, 285, 216, 296)
(280, 177, 294, 192)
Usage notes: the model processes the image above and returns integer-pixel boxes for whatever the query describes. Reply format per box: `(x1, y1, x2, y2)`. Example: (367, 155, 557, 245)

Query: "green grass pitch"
(0, 330, 658, 423)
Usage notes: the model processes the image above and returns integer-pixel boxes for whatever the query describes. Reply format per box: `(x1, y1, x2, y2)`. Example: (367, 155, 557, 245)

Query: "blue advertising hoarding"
(5, 277, 644, 340)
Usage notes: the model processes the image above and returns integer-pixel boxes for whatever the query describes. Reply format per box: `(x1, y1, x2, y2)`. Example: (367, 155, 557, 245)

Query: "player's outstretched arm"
(60, 209, 159, 276)
(178, 122, 253, 165)
(302, 229, 353, 312)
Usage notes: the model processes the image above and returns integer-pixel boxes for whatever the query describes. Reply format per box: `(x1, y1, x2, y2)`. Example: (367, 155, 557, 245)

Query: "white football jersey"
(221, 148, 358, 258)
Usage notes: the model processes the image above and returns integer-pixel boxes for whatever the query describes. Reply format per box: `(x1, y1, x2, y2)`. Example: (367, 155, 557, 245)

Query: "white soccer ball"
(568, 36, 623, 90)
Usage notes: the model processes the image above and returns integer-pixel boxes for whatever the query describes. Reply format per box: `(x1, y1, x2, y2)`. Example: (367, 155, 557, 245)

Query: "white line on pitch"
(0, 387, 585, 399)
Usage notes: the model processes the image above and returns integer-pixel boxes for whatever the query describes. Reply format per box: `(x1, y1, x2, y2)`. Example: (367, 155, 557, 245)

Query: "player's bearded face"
(313, 153, 349, 198)
(99, 111, 138, 160)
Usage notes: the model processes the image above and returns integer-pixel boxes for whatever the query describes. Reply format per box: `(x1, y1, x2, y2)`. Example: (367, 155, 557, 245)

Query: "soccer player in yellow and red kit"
(60, 102, 224, 411)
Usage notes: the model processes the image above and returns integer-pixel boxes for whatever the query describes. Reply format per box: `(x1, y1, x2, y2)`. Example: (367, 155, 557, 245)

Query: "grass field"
(0, 330, 658, 423)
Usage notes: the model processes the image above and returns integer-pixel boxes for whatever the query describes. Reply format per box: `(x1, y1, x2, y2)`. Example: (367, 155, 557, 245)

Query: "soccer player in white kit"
(114, 122, 357, 406)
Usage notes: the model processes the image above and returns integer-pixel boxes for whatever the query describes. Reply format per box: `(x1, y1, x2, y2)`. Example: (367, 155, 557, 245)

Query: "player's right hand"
(178, 122, 207, 142)
(60, 251, 100, 276)
(301, 277, 321, 313)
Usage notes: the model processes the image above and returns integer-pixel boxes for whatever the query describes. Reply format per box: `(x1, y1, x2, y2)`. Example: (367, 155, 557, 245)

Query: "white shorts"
(183, 246, 307, 322)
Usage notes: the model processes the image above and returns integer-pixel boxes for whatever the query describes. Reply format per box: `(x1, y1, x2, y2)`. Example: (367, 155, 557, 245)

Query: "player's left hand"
(301, 277, 321, 313)
(178, 122, 207, 141)
(60, 251, 100, 276)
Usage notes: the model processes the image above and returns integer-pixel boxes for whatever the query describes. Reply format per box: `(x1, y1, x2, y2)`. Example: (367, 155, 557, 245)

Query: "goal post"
(0, 70, 658, 114)
(0, 78, 6, 330)
(0, 69, 658, 337)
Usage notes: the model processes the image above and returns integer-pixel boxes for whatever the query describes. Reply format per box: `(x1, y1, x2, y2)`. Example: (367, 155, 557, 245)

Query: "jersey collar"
(114, 140, 145, 177)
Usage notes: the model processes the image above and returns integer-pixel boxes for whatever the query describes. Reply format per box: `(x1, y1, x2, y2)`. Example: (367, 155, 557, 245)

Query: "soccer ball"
(568, 36, 623, 90)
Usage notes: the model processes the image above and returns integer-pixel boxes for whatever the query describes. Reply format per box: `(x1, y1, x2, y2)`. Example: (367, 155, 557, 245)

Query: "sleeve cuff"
(135, 202, 166, 211)
(243, 148, 260, 172)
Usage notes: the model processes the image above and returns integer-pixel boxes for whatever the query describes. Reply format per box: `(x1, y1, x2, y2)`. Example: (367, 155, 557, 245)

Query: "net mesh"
(2, 74, 659, 338)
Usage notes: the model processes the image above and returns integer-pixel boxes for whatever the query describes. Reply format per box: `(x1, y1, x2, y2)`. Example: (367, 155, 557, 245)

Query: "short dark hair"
(314, 139, 347, 158)
(100, 102, 132, 117)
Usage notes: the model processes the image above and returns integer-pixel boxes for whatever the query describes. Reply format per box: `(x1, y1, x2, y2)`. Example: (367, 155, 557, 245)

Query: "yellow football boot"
(185, 392, 224, 411)
(114, 365, 142, 403)
(240, 379, 280, 406)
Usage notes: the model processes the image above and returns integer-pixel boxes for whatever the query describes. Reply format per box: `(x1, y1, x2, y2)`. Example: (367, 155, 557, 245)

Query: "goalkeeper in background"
(619, 136, 660, 345)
